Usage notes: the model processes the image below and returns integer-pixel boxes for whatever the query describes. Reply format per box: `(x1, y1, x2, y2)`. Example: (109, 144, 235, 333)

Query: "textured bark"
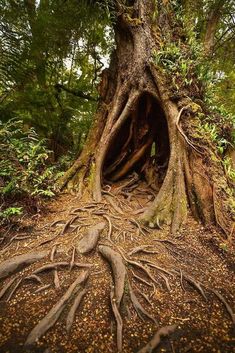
(59, 0, 233, 235)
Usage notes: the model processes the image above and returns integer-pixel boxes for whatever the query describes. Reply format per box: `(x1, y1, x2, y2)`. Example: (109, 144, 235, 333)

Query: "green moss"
(124, 13, 143, 26)
(87, 161, 96, 190)
(124, 278, 129, 296)
(189, 102, 202, 113)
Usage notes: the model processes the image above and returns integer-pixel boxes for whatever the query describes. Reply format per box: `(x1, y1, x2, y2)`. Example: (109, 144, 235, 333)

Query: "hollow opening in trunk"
(103, 93, 170, 191)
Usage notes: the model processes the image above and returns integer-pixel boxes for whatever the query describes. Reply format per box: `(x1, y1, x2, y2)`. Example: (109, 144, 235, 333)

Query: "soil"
(0, 177, 234, 353)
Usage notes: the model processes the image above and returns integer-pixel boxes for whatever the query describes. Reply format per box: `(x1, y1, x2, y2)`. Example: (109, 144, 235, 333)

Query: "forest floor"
(0, 176, 234, 353)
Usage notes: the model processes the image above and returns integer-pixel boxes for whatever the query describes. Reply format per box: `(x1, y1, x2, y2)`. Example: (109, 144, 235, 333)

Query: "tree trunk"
(58, 0, 233, 236)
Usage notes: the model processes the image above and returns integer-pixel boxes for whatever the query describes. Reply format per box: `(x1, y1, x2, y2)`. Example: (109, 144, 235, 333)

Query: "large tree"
(58, 0, 234, 235)
(0, 2, 235, 352)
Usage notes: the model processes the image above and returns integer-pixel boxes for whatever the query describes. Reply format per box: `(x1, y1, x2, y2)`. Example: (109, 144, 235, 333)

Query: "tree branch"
(54, 84, 98, 101)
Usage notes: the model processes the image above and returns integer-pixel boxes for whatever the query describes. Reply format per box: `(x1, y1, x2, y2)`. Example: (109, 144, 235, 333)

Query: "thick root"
(0, 251, 48, 280)
(76, 222, 106, 254)
(99, 245, 126, 308)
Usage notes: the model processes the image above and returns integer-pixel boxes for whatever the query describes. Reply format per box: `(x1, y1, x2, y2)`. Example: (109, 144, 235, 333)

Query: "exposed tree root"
(128, 245, 158, 256)
(33, 262, 92, 275)
(50, 245, 60, 288)
(34, 284, 51, 294)
(137, 325, 177, 353)
(6, 278, 22, 301)
(50, 245, 57, 261)
(1, 234, 31, 252)
(35, 234, 59, 248)
(110, 285, 123, 352)
(139, 259, 173, 277)
(126, 259, 158, 286)
(209, 289, 235, 324)
(69, 246, 76, 270)
(77, 222, 106, 254)
(102, 215, 113, 241)
(128, 282, 157, 324)
(176, 105, 203, 154)
(25, 270, 89, 347)
(25, 274, 43, 285)
(172, 270, 207, 300)
(104, 194, 124, 215)
(99, 245, 126, 307)
(0, 251, 48, 280)
(131, 270, 155, 289)
(136, 288, 153, 306)
(130, 218, 146, 236)
(0, 277, 17, 300)
(66, 287, 88, 332)
(0, 179, 234, 352)
(33, 262, 70, 274)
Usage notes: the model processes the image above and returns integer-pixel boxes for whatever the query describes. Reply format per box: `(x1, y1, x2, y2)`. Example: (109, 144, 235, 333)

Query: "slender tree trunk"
(203, 0, 226, 56)
(58, 0, 233, 236)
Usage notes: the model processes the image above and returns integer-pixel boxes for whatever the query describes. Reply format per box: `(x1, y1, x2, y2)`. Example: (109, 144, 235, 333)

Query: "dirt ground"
(0, 179, 234, 353)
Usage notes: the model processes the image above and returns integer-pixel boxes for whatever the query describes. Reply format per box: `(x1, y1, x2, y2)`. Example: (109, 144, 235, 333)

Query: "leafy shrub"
(0, 119, 64, 224)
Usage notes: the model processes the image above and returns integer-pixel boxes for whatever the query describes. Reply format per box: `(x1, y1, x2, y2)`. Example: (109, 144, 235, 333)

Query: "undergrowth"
(0, 119, 71, 225)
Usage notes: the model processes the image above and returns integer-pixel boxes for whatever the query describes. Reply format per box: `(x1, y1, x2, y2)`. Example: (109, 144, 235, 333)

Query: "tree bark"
(204, 0, 226, 56)
(58, 0, 233, 236)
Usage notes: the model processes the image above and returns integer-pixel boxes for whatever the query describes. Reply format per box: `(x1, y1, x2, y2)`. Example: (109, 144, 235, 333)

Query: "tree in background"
(0, 0, 113, 159)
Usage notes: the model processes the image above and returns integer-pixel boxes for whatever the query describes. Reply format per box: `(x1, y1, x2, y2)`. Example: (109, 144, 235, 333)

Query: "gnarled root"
(140, 141, 188, 234)
(76, 222, 106, 254)
(99, 245, 126, 307)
